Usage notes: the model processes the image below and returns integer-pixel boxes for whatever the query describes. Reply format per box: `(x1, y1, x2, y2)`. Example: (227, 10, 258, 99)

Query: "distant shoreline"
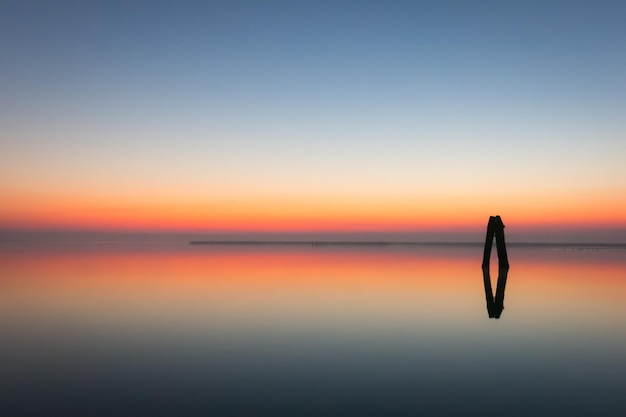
(188, 241, 626, 249)
(1, 239, 624, 249)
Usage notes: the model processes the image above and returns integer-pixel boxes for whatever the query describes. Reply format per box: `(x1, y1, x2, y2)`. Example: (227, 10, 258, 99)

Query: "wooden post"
(482, 215, 508, 268)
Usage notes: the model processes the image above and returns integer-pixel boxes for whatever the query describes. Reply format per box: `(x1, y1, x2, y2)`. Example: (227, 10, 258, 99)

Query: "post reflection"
(483, 264, 509, 319)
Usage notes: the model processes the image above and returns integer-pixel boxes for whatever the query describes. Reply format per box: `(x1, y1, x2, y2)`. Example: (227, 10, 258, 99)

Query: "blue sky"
(1, 1, 625, 239)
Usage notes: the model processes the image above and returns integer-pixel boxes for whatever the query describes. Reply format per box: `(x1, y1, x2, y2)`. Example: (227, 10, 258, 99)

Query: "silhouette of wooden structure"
(482, 216, 509, 319)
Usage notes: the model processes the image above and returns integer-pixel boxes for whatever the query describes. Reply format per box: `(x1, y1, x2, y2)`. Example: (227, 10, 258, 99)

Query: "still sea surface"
(1, 238, 625, 416)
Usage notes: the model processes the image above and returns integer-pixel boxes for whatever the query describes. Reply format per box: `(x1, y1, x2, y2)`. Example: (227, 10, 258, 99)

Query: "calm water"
(1, 241, 625, 416)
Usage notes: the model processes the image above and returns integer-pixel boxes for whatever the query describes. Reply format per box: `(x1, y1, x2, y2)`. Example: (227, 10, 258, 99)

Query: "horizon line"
(189, 240, 626, 249)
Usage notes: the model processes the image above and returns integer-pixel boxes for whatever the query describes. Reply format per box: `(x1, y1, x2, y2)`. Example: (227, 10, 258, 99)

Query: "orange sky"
(1, 188, 625, 235)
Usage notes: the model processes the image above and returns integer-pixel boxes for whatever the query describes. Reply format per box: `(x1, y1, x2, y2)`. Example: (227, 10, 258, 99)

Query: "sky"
(1, 1, 625, 241)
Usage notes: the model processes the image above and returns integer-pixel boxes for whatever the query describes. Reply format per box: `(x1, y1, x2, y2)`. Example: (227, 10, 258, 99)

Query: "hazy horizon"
(2, 226, 626, 244)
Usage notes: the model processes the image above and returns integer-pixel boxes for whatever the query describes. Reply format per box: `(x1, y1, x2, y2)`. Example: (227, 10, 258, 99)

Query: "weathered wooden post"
(482, 215, 508, 269)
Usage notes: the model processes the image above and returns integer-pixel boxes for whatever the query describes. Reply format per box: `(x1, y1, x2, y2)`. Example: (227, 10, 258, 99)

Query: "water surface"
(1, 241, 625, 416)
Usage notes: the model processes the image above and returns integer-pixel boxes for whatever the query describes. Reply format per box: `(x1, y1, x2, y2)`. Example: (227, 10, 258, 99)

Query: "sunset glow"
(3, 3, 626, 415)
(1, 1, 625, 241)
(2, 191, 625, 236)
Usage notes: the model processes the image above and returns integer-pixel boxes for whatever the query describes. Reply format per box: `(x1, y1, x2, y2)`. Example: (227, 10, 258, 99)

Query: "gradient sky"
(1, 1, 625, 240)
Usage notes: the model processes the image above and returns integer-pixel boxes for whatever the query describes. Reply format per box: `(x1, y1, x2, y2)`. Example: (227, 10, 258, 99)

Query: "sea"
(1, 236, 625, 416)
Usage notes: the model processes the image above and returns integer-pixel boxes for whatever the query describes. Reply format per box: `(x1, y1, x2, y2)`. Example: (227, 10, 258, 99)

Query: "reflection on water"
(0, 241, 625, 416)
(483, 264, 509, 319)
